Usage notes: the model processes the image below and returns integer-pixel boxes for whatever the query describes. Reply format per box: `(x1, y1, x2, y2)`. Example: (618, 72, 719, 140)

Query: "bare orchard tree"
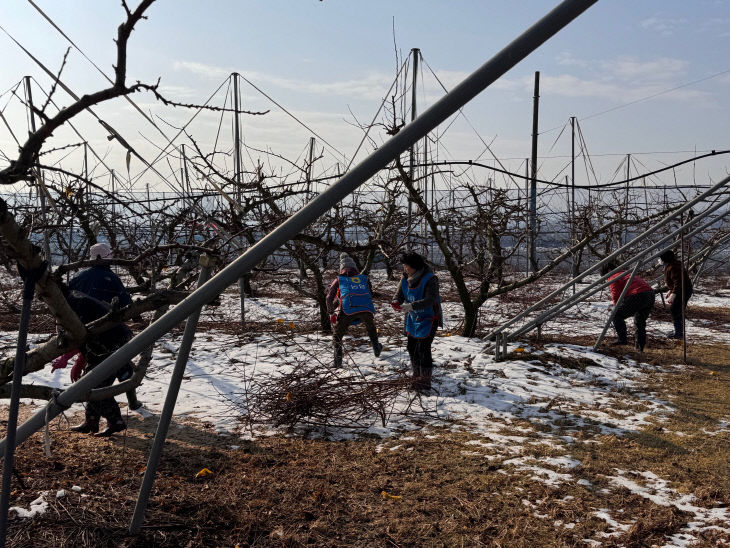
(0, 1, 241, 396)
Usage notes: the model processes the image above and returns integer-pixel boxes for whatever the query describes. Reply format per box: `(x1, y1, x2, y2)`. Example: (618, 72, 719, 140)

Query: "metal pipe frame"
(0, 0, 600, 456)
(509, 208, 730, 341)
(691, 232, 730, 287)
(504, 197, 730, 343)
(487, 172, 730, 345)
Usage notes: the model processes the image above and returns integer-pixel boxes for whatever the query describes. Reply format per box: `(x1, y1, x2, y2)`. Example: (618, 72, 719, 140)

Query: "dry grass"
(2, 336, 729, 547)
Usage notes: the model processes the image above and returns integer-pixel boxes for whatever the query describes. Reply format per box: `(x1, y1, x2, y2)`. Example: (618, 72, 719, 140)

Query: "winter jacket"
(392, 266, 443, 328)
(68, 265, 131, 308)
(65, 265, 132, 358)
(664, 260, 692, 294)
(607, 271, 653, 305)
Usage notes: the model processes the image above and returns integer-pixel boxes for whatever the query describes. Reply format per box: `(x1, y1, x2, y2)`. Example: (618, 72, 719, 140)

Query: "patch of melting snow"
(595, 507, 633, 537)
(502, 457, 574, 486)
(9, 492, 49, 519)
(702, 419, 730, 436)
(607, 469, 730, 545)
(539, 456, 581, 469)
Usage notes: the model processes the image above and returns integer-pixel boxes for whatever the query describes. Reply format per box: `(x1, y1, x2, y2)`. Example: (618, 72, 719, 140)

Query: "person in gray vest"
(325, 253, 383, 367)
(391, 251, 442, 393)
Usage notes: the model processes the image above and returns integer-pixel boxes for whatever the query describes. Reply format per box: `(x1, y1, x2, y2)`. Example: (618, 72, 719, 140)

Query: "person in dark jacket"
(659, 249, 693, 339)
(67, 242, 133, 437)
(391, 251, 442, 393)
(601, 262, 655, 351)
(325, 253, 383, 367)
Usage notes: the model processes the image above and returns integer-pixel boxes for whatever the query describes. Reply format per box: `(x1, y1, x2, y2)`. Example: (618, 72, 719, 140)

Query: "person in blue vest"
(325, 253, 383, 367)
(391, 251, 442, 393)
(66, 242, 133, 437)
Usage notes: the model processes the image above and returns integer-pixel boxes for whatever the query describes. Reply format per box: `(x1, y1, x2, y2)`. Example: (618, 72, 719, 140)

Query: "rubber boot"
(95, 420, 127, 438)
(373, 341, 384, 358)
(334, 345, 343, 368)
(70, 419, 99, 434)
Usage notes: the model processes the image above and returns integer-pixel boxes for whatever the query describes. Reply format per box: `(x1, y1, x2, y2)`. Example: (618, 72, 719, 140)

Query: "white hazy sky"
(1, 0, 729, 194)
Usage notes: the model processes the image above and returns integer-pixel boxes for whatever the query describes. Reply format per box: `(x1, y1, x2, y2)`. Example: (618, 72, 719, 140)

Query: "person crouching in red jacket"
(601, 262, 656, 351)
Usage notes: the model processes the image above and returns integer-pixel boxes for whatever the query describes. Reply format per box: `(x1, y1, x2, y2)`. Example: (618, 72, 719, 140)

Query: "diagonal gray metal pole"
(489, 172, 730, 342)
(129, 260, 212, 535)
(505, 202, 730, 342)
(0, 0, 599, 456)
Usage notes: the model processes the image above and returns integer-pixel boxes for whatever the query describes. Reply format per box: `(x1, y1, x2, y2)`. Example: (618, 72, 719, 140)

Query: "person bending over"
(325, 253, 383, 367)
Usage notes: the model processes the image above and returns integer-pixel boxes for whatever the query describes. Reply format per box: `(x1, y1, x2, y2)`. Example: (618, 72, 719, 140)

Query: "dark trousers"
(84, 354, 124, 425)
(407, 322, 438, 390)
(333, 311, 379, 365)
(613, 290, 655, 350)
(669, 285, 693, 338)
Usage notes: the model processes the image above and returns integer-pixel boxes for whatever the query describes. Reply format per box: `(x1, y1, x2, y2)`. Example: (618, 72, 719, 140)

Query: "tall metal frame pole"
(233, 72, 246, 323)
(0, 0, 600, 457)
(129, 259, 212, 534)
(525, 158, 529, 274)
(407, 48, 419, 248)
(528, 71, 540, 273)
(623, 153, 630, 247)
(571, 116, 576, 282)
(306, 136, 315, 199)
(0, 273, 36, 546)
(680, 212, 687, 362)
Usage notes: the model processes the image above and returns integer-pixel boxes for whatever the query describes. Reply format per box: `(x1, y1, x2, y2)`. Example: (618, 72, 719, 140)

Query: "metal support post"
(570, 116, 577, 284)
(232, 72, 246, 323)
(593, 262, 640, 351)
(0, 268, 39, 545)
(129, 257, 213, 534)
(0, 0, 600, 458)
(680, 213, 687, 362)
(407, 48, 420, 247)
(528, 71, 539, 273)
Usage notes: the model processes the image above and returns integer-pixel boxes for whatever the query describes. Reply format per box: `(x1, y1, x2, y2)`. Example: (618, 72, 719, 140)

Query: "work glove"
(390, 302, 402, 312)
(70, 354, 87, 383)
(329, 313, 338, 324)
(51, 351, 76, 372)
(666, 293, 675, 304)
(401, 302, 413, 314)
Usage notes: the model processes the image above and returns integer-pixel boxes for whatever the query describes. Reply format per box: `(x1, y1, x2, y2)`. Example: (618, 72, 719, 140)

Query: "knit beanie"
(89, 242, 112, 260)
(340, 253, 356, 271)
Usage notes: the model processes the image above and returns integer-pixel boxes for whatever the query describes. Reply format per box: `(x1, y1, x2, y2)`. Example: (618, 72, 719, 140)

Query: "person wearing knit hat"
(89, 242, 112, 260)
(391, 251, 442, 393)
(65, 241, 134, 437)
(325, 253, 383, 367)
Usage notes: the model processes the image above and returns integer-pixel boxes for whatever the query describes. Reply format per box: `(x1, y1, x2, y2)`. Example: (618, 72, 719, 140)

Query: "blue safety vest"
(401, 272, 439, 338)
(339, 275, 376, 316)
